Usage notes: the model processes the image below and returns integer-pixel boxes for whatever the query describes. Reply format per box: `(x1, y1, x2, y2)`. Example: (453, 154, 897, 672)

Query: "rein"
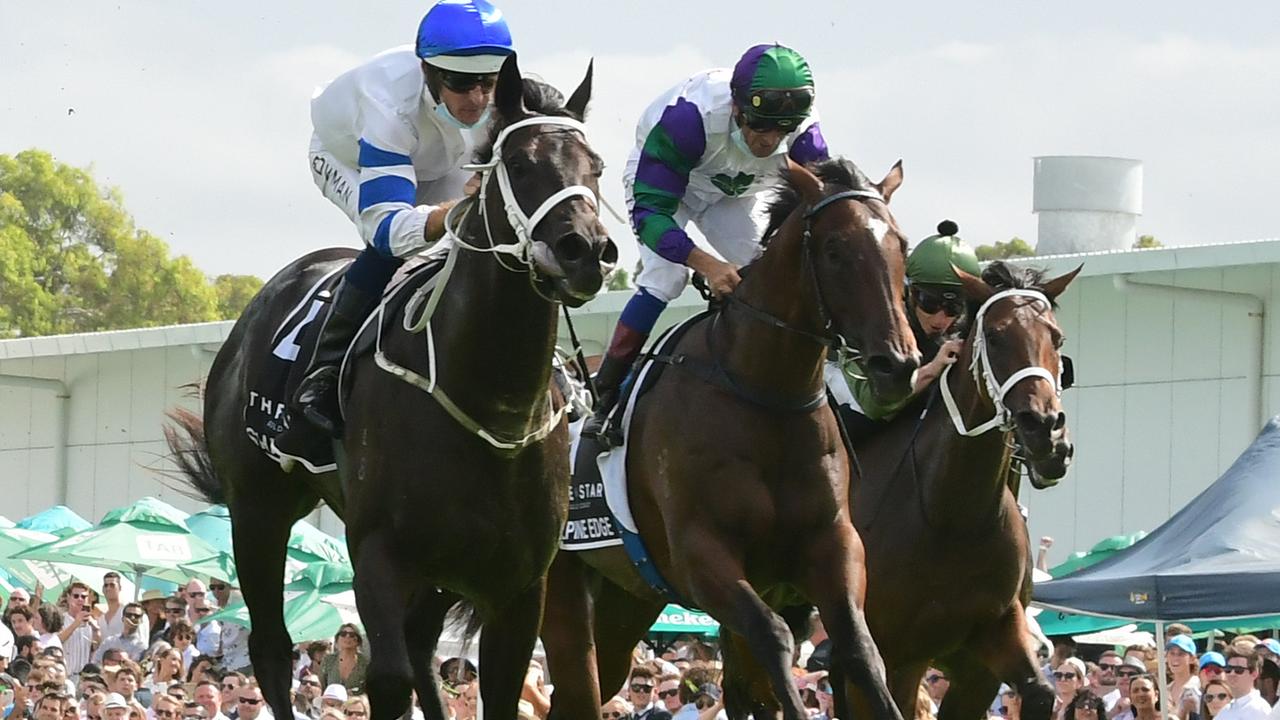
(374, 114, 609, 454)
(939, 289, 1064, 436)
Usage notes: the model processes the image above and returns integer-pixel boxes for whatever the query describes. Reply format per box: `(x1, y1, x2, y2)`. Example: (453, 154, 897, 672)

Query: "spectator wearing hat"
(1168, 635, 1203, 720)
(1112, 656, 1150, 720)
(1054, 658, 1088, 720)
(1217, 647, 1270, 720)
(1257, 640, 1280, 667)
(103, 693, 129, 720)
(319, 685, 346, 714)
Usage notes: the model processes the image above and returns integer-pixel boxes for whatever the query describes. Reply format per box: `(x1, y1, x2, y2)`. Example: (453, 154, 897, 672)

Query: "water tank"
(1033, 156, 1142, 255)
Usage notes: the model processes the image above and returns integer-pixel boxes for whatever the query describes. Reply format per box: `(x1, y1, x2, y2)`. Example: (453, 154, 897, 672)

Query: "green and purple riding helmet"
(730, 44, 816, 132)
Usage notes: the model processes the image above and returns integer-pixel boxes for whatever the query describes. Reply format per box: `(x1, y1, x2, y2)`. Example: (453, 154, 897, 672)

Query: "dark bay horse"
(543, 158, 920, 720)
(723, 261, 1080, 720)
(165, 55, 617, 720)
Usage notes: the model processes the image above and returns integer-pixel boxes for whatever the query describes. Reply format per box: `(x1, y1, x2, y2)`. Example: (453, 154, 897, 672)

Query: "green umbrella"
(15, 497, 226, 600)
(288, 520, 349, 564)
(284, 561, 353, 592)
(1048, 531, 1148, 578)
(16, 506, 92, 537)
(180, 554, 239, 586)
(0, 526, 131, 596)
(204, 589, 359, 643)
(649, 604, 720, 636)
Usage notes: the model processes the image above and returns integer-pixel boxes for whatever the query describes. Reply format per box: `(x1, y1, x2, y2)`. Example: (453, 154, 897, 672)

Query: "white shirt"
(311, 46, 479, 259)
(1101, 688, 1122, 712)
(0, 621, 13, 661)
(1216, 690, 1272, 720)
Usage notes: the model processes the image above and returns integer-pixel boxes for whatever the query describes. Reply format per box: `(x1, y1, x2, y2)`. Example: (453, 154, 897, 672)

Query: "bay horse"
(722, 261, 1080, 720)
(542, 158, 920, 720)
(165, 55, 617, 720)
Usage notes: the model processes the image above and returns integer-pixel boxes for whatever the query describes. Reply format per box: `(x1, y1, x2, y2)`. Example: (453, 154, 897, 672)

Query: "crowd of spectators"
(4, 576, 1278, 720)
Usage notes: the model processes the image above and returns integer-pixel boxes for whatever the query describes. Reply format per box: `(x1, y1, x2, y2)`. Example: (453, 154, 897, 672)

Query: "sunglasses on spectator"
(345, 711, 367, 718)
(657, 689, 679, 699)
(1098, 662, 1122, 671)
(155, 710, 180, 719)
(71, 593, 89, 600)
(195, 608, 213, 615)
(337, 630, 359, 638)
(439, 70, 498, 94)
(124, 613, 143, 621)
(695, 698, 716, 710)
(302, 680, 321, 688)
(926, 674, 948, 683)
(1223, 666, 1251, 675)
(188, 591, 205, 597)
(630, 684, 653, 693)
(1202, 666, 1223, 675)
(237, 698, 262, 706)
(1205, 693, 1231, 701)
(1053, 672, 1078, 680)
(1116, 669, 1140, 678)
(602, 713, 626, 720)
(209, 584, 227, 591)
(166, 607, 184, 615)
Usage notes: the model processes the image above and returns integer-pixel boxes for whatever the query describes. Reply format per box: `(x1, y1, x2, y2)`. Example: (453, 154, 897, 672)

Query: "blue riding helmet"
(415, 0, 514, 74)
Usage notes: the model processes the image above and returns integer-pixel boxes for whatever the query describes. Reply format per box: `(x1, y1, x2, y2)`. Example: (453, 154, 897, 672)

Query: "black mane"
(976, 261, 1058, 309)
(473, 78, 580, 165)
(763, 157, 879, 241)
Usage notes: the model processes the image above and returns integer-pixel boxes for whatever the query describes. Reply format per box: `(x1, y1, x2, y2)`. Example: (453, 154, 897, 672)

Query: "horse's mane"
(762, 157, 879, 241)
(473, 78, 581, 165)
(977, 262, 1058, 310)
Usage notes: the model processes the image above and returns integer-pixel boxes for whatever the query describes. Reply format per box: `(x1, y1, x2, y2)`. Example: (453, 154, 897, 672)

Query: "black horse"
(166, 55, 616, 720)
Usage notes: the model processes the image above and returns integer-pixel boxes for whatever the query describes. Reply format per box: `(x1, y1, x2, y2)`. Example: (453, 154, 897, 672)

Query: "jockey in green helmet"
(828, 219, 981, 424)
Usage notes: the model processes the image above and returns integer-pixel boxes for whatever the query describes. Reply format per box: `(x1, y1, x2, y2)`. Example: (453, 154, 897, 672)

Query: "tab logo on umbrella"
(135, 535, 195, 562)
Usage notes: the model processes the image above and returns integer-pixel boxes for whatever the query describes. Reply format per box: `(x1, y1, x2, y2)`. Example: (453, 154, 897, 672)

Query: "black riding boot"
(582, 351, 641, 447)
(291, 279, 379, 437)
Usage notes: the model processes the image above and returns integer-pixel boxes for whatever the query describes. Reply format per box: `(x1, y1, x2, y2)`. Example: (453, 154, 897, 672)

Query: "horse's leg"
(543, 552, 602, 720)
(721, 629, 780, 720)
(799, 525, 903, 720)
(404, 585, 459, 720)
(478, 578, 546, 720)
(352, 530, 417, 720)
(227, 474, 317, 720)
(964, 608, 1055, 720)
(679, 539, 808, 720)
(936, 650, 1001, 720)
(591, 577, 665, 702)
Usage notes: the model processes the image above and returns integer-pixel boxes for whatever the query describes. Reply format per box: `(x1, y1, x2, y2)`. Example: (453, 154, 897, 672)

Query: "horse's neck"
(430, 224, 558, 426)
(719, 226, 826, 398)
(915, 339, 1014, 532)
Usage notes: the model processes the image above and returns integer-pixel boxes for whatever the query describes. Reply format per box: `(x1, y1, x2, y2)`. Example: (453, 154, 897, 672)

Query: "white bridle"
(446, 115, 614, 266)
(940, 288, 1064, 437)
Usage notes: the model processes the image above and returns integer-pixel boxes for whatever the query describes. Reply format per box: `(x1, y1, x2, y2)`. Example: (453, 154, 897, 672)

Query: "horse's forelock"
(974, 262, 1059, 312)
(473, 78, 581, 165)
(763, 158, 877, 242)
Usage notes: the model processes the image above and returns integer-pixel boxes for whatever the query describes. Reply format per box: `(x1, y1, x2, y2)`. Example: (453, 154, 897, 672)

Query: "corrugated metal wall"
(1, 261, 1277, 564)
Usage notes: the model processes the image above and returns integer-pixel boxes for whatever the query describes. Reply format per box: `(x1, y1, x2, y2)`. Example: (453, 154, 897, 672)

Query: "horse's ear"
(1040, 264, 1083, 302)
(954, 264, 993, 304)
(565, 59, 593, 120)
(875, 159, 904, 203)
(787, 158, 825, 205)
(494, 53, 524, 121)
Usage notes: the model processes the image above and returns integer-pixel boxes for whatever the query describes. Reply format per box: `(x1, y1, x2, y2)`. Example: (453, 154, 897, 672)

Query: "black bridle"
(721, 187, 889, 355)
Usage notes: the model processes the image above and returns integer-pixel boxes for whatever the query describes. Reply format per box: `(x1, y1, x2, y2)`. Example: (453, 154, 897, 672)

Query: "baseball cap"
(1261, 639, 1280, 655)
(1199, 652, 1226, 669)
(105, 693, 129, 710)
(322, 684, 348, 702)
(1166, 635, 1196, 654)
(695, 683, 722, 702)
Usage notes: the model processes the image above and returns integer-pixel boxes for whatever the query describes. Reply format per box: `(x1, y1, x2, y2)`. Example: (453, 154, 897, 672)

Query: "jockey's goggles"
(913, 286, 966, 317)
(439, 69, 498, 94)
(737, 86, 813, 131)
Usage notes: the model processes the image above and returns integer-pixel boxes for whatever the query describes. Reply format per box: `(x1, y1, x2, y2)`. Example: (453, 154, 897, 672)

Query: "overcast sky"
(2, 2, 1278, 279)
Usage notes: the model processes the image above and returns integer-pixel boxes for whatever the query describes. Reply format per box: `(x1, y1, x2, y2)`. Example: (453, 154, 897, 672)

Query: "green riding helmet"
(906, 220, 980, 287)
(731, 44, 815, 131)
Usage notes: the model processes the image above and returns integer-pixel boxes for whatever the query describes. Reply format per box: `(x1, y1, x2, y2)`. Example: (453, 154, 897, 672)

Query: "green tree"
(975, 237, 1036, 261)
(1132, 234, 1162, 249)
(606, 266, 631, 291)
(214, 273, 264, 317)
(0, 150, 261, 337)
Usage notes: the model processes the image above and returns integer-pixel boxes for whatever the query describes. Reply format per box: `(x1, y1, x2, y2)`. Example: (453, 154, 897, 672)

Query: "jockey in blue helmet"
(292, 0, 514, 437)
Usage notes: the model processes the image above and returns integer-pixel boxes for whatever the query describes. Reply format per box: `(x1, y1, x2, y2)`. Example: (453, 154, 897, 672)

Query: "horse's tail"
(162, 384, 226, 505)
(446, 599, 484, 649)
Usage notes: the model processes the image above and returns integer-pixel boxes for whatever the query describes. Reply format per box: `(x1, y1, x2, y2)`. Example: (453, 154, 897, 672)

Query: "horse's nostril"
(556, 232, 590, 264)
(1053, 411, 1066, 431)
(599, 238, 618, 265)
(865, 354, 895, 379)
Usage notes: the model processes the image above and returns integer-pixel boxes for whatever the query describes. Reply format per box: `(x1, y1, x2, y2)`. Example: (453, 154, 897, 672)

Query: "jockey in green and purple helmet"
(584, 44, 830, 443)
(288, 0, 514, 438)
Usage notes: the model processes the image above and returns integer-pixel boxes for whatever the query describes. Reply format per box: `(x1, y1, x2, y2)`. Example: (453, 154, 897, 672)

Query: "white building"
(2, 239, 1278, 563)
